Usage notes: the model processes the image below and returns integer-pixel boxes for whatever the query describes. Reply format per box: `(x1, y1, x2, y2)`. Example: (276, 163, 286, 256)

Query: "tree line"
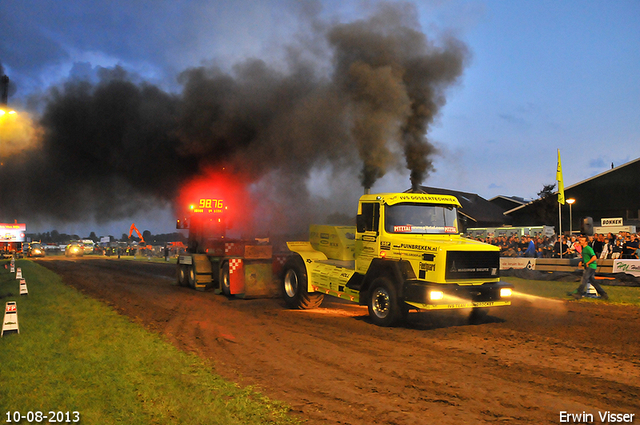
(26, 230, 187, 245)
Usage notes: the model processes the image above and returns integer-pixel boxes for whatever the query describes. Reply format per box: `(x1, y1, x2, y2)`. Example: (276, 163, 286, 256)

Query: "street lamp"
(567, 198, 576, 235)
(0, 108, 17, 167)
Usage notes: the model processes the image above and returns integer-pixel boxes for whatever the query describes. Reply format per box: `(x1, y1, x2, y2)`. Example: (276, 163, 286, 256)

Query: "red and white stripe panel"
(229, 258, 242, 274)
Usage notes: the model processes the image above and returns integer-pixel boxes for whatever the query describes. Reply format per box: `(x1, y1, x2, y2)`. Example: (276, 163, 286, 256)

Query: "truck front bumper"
(403, 280, 514, 311)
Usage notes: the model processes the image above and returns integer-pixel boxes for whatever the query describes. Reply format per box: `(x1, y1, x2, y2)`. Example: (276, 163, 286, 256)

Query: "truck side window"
(360, 203, 380, 232)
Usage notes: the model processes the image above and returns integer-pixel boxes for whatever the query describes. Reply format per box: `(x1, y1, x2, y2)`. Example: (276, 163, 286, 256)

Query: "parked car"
(82, 240, 95, 254)
(65, 242, 84, 257)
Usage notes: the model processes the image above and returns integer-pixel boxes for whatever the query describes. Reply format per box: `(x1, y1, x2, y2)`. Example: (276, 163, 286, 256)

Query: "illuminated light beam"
(509, 290, 565, 304)
(508, 290, 569, 313)
(283, 306, 367, 318)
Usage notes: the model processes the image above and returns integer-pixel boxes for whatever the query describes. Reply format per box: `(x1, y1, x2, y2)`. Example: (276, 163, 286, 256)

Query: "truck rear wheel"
(282, 256, 324, 309)
(367, 277, 403, 327)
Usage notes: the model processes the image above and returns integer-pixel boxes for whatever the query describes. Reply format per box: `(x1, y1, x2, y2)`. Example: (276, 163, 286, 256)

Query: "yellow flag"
(556, 149, 565, 205)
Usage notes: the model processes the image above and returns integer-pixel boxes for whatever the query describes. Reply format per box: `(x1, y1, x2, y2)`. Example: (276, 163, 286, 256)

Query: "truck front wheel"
(368, 277, 403, 327)
(282, 257, 324, 309)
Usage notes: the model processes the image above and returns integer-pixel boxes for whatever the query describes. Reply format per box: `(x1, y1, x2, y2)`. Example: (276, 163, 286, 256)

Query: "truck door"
(355, 202, 380, 274)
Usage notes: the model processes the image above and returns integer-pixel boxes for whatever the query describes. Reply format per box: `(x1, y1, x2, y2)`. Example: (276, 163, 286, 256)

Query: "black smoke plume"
(0, 2, 468, 231)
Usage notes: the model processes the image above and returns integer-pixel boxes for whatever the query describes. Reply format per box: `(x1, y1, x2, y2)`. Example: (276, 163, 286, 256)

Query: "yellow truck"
(282, 192, 513, 326)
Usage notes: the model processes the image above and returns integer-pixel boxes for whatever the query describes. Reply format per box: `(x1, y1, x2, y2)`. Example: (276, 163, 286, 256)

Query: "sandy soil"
(38, 257, 640, 424)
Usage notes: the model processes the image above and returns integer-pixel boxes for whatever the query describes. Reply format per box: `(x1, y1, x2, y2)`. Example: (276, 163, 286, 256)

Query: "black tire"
(367, 277, 403, 327)
(220, 261, 231, 296)
(469, 307, 489, 325)
(282, 256, 324, 309)
(187, 265, 197, 289)
(177, 265, 189, 287)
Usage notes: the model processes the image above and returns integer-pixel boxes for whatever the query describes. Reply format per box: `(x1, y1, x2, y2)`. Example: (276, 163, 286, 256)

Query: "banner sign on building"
(612, 259, 640, 277)
(601, 218, 623, 227)
(500, 257, 536, 270)
(0, 223, 26, 243)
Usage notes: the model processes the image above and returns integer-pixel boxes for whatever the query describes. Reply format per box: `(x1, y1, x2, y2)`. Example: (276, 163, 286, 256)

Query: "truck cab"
(283, 192, 513, 326)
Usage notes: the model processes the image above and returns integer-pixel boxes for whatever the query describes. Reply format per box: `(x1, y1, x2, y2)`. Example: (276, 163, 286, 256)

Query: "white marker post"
(2, 301, 19, 336)
(19, 279, 28, 296)
(16, 267, 22, 279)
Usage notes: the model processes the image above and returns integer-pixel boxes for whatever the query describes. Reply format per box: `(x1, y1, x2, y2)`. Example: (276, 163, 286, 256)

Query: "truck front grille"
(445, 251, 500, 280)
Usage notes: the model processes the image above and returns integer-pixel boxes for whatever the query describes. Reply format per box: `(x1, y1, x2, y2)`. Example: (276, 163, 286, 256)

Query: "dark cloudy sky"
(1, 0, 639, 238)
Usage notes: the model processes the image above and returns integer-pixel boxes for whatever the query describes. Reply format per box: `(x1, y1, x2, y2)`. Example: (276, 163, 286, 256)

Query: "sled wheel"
(178, 265, 189, 287)
(220, 261, 231, 296)
(187, 265, 197, 289)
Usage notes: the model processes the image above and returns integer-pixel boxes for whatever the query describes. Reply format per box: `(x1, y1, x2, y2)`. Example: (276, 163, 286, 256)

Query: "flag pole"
(559, 201, 562, 259)
(556, 149, 565, 259)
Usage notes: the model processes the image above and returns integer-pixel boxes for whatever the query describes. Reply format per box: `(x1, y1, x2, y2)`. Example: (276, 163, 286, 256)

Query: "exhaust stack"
(406, 178, 426, 194)
(364, 187, 371, 195)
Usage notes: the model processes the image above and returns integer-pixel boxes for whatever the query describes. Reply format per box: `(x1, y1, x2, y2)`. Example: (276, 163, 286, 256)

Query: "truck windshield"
(385, 203, 458, 234)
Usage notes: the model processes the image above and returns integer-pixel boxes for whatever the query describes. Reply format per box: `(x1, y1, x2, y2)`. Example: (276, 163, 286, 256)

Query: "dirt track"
(38, 257, 639, 424)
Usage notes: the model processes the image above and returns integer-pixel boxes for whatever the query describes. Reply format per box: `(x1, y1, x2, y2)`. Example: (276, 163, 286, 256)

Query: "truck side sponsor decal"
(386, 194, 459, 204)
(396, 244, 438, 252)
(406, 300, 511, 310)
(419, 263, 436, 272)
(393, 225, 412, 232)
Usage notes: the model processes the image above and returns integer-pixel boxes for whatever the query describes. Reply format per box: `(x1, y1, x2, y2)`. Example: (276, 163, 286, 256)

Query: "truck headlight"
(429, 290, 444, 301)
(500, 288, 512, 298)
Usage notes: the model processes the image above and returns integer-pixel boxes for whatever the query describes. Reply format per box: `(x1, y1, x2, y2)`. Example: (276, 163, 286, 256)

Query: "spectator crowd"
(469, 231, 640, 259)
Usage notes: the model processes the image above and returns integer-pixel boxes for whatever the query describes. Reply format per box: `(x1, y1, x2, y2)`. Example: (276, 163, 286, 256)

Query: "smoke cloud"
(0, 2, 468, 233)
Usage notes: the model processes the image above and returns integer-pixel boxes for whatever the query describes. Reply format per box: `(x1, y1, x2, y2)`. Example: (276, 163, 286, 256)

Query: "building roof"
(410, 186, 510, 226)
(504, 157, 640, 216)
(488, 195, 528, 212)
(503, 156, 640, 228)
(488, 195, 528, 204)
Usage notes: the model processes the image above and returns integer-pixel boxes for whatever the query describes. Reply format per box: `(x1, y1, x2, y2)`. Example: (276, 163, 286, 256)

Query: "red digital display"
(176, 168, 255, 233)
(191, 198, 225, 214)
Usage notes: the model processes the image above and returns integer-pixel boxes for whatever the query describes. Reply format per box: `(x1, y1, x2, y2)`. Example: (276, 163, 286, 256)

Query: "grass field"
(2, 260, 638, 424)
(45, 252, 173, 264)
(0, 260, 299, 425)
(502, 276, 640, 306)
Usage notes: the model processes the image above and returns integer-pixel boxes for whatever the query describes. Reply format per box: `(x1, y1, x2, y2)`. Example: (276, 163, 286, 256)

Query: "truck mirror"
(580, 217, 593, 236)
(356, 214, 366, 233)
